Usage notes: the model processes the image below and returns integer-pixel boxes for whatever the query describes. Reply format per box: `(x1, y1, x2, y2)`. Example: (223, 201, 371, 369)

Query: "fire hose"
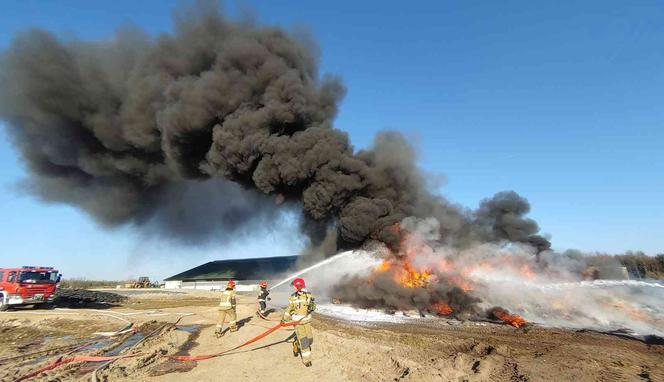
(13, 354, 144, 382)
(171, 319, 301, 361)
(13, 319, 301, 381)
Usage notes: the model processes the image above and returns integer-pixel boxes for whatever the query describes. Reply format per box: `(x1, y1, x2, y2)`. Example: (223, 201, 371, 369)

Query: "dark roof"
(164, 255, 299, 281)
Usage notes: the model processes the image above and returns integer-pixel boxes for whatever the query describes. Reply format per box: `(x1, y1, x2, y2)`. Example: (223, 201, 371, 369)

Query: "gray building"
(164, 255, 299, 291)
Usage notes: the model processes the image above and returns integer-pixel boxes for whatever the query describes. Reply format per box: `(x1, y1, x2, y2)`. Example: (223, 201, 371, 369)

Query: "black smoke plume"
(0, 2, 549, 254)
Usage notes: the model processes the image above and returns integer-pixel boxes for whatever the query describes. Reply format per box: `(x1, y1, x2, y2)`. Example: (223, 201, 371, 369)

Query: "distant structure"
(164, 255, 299, 291)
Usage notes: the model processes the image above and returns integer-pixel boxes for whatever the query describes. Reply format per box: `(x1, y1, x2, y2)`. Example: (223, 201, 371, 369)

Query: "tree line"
(585, 251, 664, 280)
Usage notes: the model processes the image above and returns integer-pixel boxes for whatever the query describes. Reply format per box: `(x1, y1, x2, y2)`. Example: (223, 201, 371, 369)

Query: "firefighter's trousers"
(293, 322, 313, 364)
(259, 301, 267, 314)
(217, 308, 237, 333)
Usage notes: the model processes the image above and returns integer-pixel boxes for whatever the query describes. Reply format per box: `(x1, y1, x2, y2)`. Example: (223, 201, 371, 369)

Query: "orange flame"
(375, 260, 392, 273)
(374, 257, 433, 289)
(492, 307, 527, 328)
(432, 302, 453, 315)
(395, 262, 431, 288)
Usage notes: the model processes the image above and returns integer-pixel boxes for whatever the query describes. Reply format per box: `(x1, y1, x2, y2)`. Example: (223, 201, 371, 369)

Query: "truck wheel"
(0, 296, 7, 312)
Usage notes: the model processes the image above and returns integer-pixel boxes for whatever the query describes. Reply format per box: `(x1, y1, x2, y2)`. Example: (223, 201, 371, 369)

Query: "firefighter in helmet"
(257, 281, 271, 317)
(216, 280, 238, 337)
(282, 277, 316, 367)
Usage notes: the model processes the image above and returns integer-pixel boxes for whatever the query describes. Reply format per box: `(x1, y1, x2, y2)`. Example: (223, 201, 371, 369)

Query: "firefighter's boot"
(299, 344, 312, 366)
(300, 344, 312, 367)
(214, 325, 224, 338)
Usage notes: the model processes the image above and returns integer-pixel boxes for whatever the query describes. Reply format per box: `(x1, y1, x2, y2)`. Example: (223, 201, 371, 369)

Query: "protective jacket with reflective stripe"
(283, 290, 316, 323)
(219, 288, 236, 310)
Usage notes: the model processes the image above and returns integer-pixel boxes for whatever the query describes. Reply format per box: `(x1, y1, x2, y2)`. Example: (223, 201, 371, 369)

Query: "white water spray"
(534, 279, 664, 290)
(270, 251, 355, 291)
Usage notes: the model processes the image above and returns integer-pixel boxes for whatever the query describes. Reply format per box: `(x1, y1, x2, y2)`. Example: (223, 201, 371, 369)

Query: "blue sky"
(1, 1, 663, 279)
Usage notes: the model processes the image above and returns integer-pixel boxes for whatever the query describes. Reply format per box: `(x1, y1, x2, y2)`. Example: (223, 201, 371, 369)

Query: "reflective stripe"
(257, 299, 266, 302)
(301, 351, 311, 356)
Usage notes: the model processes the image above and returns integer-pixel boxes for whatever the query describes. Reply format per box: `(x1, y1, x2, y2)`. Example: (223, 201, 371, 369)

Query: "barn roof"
(164, 255, 299, 281)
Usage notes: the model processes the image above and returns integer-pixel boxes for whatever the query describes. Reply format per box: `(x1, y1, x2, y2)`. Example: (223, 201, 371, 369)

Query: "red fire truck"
(0, 266, 61, 311)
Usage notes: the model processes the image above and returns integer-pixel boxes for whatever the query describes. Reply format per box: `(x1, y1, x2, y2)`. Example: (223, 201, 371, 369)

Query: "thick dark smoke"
(0, 2, 549, 254)
(141, 179, 293, 245)
(474, 191, 551, 252)
(0, 3, 344, 246)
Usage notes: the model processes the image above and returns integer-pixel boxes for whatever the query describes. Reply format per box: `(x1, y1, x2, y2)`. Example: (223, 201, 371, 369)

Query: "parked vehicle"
(124, 277, 154, 289)
(0, 266, 61, 311)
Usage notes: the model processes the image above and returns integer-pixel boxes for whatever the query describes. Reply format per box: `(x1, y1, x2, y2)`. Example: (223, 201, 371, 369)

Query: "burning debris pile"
(334, 257, 480, 318)
(332, 217, 539, 323)
(330, 218, 663, 335)
(334, 220, 480, 319)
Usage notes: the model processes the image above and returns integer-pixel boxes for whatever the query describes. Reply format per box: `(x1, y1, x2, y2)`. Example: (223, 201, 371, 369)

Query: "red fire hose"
(13, 354, 144, 382)
(171, 319, 299, 361)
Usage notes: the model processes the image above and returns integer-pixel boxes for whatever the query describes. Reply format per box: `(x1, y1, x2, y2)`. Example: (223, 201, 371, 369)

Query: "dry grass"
(122, 297, 219, 309)
(58, 278, 126, 289)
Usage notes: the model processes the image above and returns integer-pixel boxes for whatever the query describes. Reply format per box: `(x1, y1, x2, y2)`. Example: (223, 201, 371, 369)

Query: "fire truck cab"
(0, 266, 61, 311)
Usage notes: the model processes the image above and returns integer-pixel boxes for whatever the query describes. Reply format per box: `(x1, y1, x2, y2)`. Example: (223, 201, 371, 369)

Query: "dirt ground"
(1, 289, 662, 382)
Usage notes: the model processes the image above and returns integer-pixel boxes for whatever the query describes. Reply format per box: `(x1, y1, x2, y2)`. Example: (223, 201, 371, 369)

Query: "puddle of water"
(175, 325, 200, 334)
(104, 332, 145, 357)
(79, 339, 114, 351)
(13, 335, 81, 366)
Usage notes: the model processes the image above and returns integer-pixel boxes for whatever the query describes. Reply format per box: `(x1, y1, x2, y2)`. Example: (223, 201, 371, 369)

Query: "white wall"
(164, 280, 182, 289)
(165, 279, 267, 292)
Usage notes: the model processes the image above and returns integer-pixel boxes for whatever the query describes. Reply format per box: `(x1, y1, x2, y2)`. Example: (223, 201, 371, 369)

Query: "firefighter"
(257, 281, 271, 317)
(282, 277, 316, 367)
(215, 280, 238, 337)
